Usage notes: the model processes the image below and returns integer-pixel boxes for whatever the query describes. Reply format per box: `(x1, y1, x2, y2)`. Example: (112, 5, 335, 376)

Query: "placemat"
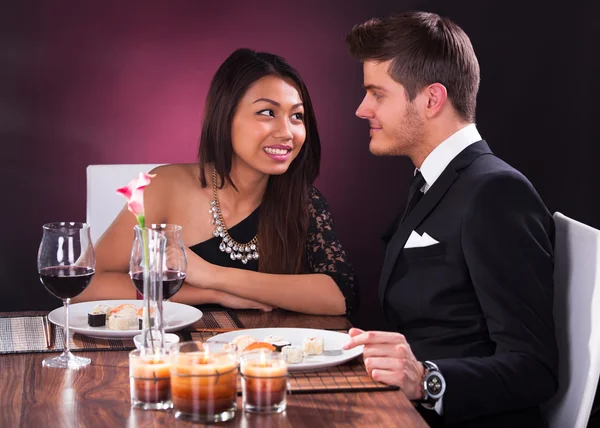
(192, 331, 398, 394)
(0, 310, 243, 355)
(189, 310, 243, 332)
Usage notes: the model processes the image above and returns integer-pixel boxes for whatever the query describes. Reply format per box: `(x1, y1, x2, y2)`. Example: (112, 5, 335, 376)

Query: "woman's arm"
(185, 254, 345, 314)
(75, 207, 272, 309)
(73, 165, 274, 311)
(185, 187, 356, 316)
(171, 284, 273, 311)
(217, 267, 345, 315)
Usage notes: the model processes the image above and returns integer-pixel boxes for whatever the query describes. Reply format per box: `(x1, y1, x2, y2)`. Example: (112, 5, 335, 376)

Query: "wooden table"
(0, 309, 428, 427)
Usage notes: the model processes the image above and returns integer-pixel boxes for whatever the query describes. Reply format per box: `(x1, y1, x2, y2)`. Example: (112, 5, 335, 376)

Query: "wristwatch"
(420, 361, 446, 406)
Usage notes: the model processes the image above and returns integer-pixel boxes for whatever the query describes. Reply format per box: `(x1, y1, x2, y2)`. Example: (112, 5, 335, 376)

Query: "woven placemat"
(0, 316, 130, 354)
(190, 310, 243, 332)
(0, 310, 244, 355)
(192, 331, 398, 394)
(287, 358, 398, 394)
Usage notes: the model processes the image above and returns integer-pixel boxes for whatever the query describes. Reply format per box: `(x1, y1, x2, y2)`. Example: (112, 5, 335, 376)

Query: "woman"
(77, 48, 355, 315)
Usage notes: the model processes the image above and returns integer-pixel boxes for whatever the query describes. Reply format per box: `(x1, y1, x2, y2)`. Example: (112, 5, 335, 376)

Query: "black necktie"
(381, 171, 426, 244)
(401, 171, 426, 223)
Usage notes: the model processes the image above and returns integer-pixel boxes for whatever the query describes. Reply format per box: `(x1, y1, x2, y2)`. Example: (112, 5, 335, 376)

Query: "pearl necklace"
(209, 169, 259, 264)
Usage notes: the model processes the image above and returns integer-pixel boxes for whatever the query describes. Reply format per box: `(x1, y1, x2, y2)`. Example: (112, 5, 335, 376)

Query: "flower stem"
(140, 223, 155, 354)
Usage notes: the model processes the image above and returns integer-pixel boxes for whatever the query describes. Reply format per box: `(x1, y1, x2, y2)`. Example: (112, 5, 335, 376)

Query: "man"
(343, 12, 558, 428)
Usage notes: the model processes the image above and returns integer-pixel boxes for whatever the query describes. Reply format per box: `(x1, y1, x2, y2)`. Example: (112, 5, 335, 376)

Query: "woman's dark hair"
(198, 48, 320, 274)
(346, 11, 480, 122)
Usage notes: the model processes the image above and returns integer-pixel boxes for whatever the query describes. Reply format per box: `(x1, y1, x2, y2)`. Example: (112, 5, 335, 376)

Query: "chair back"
(542, 212, 600, 428)
(86, 164, 163, 243)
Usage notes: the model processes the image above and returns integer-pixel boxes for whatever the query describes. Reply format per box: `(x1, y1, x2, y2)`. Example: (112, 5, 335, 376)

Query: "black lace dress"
(189, 187, 356, 315)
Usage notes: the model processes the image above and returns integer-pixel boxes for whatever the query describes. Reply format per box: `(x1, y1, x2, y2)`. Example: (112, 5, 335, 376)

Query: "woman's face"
(230, 75, 306, 176)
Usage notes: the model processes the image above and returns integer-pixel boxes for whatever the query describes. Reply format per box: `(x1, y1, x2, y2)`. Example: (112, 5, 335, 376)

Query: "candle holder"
(129, 349, 172, 410)
(240, 350, 288, 413)
(170, 341, 239, 423)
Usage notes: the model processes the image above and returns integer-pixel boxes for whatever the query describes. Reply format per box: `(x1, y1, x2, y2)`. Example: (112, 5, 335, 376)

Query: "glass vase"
(130, 225, 167, 352)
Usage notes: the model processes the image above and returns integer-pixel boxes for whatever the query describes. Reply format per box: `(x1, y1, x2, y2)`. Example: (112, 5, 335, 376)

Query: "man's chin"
(369, 140, 394, 156)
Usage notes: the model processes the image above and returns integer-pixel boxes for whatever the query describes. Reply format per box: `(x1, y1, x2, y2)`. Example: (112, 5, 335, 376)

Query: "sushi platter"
(208, 327, 363, 372)
(47, 299, 203, 339)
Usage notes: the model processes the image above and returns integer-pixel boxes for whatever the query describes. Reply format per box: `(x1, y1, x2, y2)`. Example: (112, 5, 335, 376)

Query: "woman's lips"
(263, 146, 292, 161)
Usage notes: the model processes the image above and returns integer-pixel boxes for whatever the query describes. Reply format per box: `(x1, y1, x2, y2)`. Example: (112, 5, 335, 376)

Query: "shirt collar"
(417, 123, 482, 192)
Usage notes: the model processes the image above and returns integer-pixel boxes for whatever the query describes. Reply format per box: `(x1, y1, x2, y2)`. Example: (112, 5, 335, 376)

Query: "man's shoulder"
(464, 152, 532, 189)
(461, 155, 549, 216)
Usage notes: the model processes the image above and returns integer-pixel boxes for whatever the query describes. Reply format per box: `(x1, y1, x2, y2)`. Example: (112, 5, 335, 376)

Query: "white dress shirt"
(417, 123, 482, 193)
(414, 123, 482, 415)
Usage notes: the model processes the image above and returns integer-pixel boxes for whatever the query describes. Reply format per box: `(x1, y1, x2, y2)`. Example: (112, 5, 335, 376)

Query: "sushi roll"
(93, 304, 113, 314)
(281, 345, 303, 363)
(263, 335, 285, 343)
(302, 336, 324, 355)
(263, 335, 291, 352)
(243, 342, 276, 352)
(227, 335, 257, 354)
(108, 315, 133, 330)
(136, 307, 155, 330)
(137, 317, 155, 330)
(87, 304, 112, 327)
(108, 304, 137, 318)
(107, 304, 138, 330)
(87, 312, 106, 327)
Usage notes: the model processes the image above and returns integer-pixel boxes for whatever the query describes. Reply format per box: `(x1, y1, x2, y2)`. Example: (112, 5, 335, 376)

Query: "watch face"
(426, 374, 444, 397)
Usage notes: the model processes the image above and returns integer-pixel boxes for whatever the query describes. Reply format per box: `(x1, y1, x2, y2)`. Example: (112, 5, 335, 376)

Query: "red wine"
(39, 266, 95, 299)
(131, 270, 186, 299)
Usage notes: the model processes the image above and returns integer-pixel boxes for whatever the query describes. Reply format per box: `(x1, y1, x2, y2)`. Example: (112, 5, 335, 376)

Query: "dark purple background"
(2, 1, 598, 330)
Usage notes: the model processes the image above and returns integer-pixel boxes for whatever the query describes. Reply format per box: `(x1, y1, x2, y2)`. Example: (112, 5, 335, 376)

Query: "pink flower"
(116, 172, 156, 225)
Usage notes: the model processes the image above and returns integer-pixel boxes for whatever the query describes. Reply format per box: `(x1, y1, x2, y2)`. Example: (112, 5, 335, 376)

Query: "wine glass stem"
(63, 298, 71, 355)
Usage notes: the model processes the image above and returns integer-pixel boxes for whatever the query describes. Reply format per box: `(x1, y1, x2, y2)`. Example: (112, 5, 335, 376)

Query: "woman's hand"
(183, 248, 273, 311)
(184, 247, 219, 288)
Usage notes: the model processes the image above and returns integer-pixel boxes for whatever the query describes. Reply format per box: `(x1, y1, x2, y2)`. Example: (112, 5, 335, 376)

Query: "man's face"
(355, 60, 424, 157)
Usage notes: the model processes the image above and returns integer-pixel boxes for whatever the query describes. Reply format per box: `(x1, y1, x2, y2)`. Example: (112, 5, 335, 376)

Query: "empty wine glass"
(38, 222, 95, 369)
(130, 224, 187, 301)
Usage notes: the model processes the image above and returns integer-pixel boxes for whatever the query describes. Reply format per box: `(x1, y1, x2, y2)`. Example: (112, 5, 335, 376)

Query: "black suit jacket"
(380, 141, 558, 427)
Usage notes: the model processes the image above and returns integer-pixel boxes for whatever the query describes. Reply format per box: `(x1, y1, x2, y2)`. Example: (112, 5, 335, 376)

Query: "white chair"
(542, 212, 600, 428)
(86, 164, 164, 243)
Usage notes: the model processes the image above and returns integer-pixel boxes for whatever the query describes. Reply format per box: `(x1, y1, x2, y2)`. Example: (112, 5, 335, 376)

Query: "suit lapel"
(378, 169, 458, 304)
(381, 209, 405, 244)
(378, 140, 494, 306)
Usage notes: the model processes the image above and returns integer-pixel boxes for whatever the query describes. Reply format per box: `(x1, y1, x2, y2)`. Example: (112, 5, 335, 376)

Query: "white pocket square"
(404, 231, 440, 249)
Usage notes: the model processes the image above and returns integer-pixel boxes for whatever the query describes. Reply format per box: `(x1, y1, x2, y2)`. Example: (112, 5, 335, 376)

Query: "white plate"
(208, 328, 363, 372)
(48, 300, 203, 339)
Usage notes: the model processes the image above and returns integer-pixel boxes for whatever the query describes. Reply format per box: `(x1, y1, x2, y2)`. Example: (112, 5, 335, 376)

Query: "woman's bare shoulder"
(146, 163, 206, 196)
(149, 163, 201, 185)
(143, 164, 204, 219)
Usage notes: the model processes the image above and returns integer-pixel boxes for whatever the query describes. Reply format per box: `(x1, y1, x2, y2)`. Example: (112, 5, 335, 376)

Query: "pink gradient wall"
(2, 1, 597, 331)
(2, 1, 409, 328)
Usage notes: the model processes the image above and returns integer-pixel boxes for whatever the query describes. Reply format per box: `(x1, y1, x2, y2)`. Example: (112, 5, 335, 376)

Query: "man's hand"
(343, 328, 426, 400)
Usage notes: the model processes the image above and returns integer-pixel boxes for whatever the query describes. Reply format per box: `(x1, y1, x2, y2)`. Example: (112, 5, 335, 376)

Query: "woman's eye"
(258, 109, 275, 117)
(291, 112, 304, 121)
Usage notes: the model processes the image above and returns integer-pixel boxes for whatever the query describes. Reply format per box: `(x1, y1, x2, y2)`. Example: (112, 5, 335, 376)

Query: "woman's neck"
(218, 159, 268, 213)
